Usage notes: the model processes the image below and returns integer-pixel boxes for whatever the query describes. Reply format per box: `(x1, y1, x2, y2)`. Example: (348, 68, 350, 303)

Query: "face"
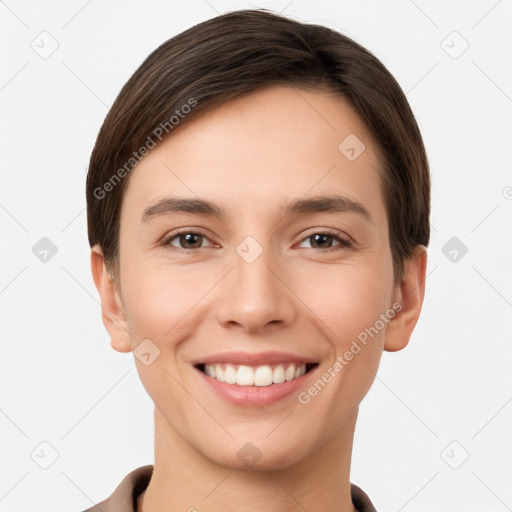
(94, 85, 420, 471)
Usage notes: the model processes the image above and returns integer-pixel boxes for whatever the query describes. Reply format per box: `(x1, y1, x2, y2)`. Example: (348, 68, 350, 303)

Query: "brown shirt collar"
(81, 465, 377, 512)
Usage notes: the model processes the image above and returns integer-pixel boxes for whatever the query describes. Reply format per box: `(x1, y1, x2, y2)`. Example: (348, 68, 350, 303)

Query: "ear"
(384, 245, 428, 352)
(90, 244, 132, 353)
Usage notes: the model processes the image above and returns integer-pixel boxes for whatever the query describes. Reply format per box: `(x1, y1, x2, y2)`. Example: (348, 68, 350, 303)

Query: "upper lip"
(192, 351, 318, 367)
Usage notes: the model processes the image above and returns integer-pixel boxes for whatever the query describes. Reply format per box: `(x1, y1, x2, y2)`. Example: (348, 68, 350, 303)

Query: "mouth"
(195, 362, 319, 387)
(191, 351, 321, 406)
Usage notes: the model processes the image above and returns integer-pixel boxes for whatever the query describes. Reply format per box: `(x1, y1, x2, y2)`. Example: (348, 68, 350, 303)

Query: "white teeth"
(215, 364, 225, 382)
(285, 365, 295, 381)
(236, 365, 254, 386)
(203, 363, 308, 386)
(224, 365, 237, 384)
(272, 365, 285, 384)
(254, 365, 273, 386)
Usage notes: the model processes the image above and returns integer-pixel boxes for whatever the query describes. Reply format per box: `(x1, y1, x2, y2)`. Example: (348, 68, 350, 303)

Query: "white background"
(1, 1, 511, 511)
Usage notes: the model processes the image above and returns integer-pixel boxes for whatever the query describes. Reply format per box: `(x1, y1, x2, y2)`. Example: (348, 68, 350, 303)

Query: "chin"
(203, 437, 311, 473)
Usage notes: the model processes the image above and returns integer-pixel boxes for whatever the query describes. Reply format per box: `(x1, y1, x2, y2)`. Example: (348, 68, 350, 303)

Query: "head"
(87, 9, 429, 470)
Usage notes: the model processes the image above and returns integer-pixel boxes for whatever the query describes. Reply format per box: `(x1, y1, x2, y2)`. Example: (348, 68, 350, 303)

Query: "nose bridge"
(216, 236, 295, 331)
(236, 244, 277, 299)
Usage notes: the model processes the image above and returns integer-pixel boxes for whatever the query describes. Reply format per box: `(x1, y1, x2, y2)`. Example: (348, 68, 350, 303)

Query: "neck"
(138, 407, 359, 512)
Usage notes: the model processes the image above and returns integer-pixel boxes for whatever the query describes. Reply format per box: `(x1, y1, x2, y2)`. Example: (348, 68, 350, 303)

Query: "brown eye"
(309, 233, 334, 249)
(163, 231, 211, 250)
(298, 230, 352, 251)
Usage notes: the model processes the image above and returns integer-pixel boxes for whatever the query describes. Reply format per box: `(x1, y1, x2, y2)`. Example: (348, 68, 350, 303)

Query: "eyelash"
(160, 228, 354, 253)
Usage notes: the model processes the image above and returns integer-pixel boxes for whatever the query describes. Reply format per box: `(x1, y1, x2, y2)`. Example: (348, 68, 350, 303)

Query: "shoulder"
(350, 482, 378, 512)
(78, 465, 153, 512)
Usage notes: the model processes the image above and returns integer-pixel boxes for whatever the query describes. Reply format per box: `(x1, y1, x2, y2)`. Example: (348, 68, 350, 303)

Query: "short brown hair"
(86, 8, 430, 284)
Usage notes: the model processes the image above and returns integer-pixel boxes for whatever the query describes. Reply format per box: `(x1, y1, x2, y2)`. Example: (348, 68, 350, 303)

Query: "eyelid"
(298, 227, 353, 242)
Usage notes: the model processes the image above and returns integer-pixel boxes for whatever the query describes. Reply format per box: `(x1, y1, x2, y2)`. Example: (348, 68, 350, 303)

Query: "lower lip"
(195, 366, 318, 407)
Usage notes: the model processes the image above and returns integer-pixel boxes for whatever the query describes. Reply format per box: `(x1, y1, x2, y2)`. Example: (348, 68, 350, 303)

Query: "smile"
(197, 362, 317, 386)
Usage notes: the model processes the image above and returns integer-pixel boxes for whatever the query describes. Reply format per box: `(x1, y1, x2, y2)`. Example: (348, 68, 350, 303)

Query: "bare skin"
(91, 85, 427, 512)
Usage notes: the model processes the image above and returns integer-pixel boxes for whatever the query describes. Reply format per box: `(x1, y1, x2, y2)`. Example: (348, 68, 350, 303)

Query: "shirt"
(80, 464, 377, 511)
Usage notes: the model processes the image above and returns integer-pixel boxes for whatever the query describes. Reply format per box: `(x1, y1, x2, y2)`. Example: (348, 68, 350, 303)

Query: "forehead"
(121, 85, 386, 226)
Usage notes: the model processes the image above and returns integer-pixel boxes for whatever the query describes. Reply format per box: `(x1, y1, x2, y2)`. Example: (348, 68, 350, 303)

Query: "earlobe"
(90, 245, 132, 353)
(384, 245, 428, 352)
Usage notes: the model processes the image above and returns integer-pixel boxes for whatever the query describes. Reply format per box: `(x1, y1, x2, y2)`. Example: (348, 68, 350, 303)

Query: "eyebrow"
(140, 194, 372, 224)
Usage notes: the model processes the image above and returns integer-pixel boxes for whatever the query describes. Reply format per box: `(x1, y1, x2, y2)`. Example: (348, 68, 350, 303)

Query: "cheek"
(295, 258, 394, 347)
(120, 259, 217, 344)
(296, 264, 394, 420)
(119, 265, 202, 408)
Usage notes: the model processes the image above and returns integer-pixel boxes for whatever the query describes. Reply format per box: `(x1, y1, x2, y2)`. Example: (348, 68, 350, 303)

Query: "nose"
(216, 243, 297, 334)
